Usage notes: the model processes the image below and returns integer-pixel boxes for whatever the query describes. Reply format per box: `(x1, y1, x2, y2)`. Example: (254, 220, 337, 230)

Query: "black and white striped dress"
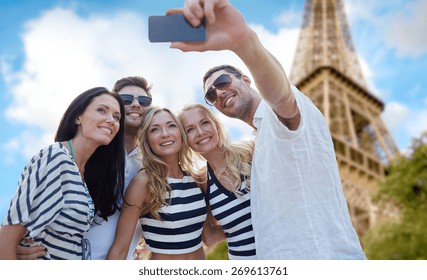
(140, 173, 207, 254)
(206, 163, 256, 259)
(2, 142, 94, 259)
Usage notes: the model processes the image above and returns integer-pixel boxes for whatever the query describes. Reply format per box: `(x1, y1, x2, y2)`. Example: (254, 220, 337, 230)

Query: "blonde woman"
(107, 107, 207, 260)
(178, 103, 256, 260)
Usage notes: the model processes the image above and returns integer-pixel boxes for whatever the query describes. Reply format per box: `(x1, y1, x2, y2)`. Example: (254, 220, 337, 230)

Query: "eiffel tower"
(289, 0, 399, 236)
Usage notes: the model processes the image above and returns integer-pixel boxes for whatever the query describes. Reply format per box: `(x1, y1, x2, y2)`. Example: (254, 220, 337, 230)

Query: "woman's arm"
(202, 206, 226, 248)
(196, 170, 226, 247)
(17, 240, 46, 260)
(106, 172, 150, 259)
(0, 224, 27, 259)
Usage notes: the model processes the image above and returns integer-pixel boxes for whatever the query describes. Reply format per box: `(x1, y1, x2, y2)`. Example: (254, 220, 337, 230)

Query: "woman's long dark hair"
(55, 87, 125, 221)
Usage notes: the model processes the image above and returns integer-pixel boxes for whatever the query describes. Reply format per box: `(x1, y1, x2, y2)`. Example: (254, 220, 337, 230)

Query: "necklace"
(67, 140, 75, 159)
(67, 140, 93, 223)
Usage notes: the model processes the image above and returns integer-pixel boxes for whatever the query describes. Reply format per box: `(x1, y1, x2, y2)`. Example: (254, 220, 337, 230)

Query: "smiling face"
(180, 107, 219, 154)
(76, 94, 121, 146)
(147, 110, 183, 158)
(204, 70, 253, 121)
(118, 85, 150, 131)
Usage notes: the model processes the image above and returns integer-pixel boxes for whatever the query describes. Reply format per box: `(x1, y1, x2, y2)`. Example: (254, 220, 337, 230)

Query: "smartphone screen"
(148, 14, 206, 42)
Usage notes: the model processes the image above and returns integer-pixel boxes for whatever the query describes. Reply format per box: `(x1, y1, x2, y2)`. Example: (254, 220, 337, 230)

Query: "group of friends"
(0, 0, 366, 260)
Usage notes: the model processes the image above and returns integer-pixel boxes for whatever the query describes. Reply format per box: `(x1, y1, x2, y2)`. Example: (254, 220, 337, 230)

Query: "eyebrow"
(120, 93, 147, 96)
(205, 74, 223, 89)
(205, 76, 216, 89)
(184, 117, 209, 129)
(150, 120, 176, 127)
(184, 123, 194, 130)
(98, 103, 121, 115)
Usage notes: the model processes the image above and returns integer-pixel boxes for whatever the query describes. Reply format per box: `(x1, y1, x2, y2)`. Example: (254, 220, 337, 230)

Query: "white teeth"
(100, 127, 112, 134)
(225, 96, 233, 107)
(160, 141, 174, 146)
(129, 113, 141, 117)
(197, 137, 210, 145)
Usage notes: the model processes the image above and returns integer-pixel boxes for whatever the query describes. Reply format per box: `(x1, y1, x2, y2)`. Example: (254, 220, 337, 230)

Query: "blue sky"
(1, 0, 426, 218)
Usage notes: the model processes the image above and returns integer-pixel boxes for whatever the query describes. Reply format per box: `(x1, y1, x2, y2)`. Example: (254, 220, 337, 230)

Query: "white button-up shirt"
(250, 86, 366, 259)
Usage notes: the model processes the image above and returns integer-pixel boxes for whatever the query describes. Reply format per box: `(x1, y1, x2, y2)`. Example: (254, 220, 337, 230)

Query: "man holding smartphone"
(169, 0, 366, 260)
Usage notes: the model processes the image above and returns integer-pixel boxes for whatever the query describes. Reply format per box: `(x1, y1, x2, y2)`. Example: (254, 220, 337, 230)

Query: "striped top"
(2, 142, 94, 260)
(140, 174, 207, 254)
(206, 163, 256, 260)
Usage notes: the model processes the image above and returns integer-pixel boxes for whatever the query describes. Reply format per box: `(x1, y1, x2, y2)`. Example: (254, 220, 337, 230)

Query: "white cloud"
(2, 138, 20, 165)
(384, 0, 427, 57)
(407, 110, 427, 140)
(407, 84, 421, 98)
(274, 8, 302, 28)
(3, 7, 300, 160)
(382, 101, 427, 151)
(344, 0, 376, 29)
(250, 24, 299, 75)
(382, 102, 410, 133)
(346, 0, 427, 58)
(357, 56, 389, 99)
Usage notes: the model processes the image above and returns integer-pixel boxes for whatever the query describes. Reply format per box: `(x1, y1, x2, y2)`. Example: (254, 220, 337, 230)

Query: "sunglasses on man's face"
(120, 94, 152, 107)
(204, 74, 232, 106)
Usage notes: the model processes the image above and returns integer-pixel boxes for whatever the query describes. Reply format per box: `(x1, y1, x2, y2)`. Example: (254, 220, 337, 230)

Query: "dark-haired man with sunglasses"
(170, 0, 365, 260)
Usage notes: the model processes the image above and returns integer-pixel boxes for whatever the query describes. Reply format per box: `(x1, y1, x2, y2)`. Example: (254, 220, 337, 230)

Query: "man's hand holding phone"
(148, 14, 206, 43)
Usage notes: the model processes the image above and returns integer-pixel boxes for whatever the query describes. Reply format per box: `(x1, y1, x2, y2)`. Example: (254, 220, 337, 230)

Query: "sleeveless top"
(140, 173, 207, 254)
(206, 163, 256, 259)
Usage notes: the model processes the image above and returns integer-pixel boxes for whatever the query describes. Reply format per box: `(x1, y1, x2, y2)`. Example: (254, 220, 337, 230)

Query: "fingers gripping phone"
(148, 14, 206, 42)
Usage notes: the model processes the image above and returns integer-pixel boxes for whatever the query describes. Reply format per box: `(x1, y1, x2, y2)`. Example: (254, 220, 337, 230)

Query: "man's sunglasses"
(120, 94, 152, 107)
(204, 74, 232, 106)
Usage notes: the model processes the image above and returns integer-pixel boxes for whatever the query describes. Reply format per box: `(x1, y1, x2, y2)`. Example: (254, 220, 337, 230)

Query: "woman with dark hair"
(84, 76, 153, 260)
(0, 87, 126, 260)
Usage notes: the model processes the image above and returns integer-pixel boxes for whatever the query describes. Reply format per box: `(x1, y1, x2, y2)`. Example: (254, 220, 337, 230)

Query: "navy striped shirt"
(206, 163, 256, 259)
(2, 143, 94, 260)
(140, 174, 207, 254)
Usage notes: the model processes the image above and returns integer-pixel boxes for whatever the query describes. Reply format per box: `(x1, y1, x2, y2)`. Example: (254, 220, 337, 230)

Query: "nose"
(105, 114, 115, 123)
(216, 88, 227, 100)
(160, 127, 169, 137)
(195, 126, 204, 135)
(130, 97, 140, 107)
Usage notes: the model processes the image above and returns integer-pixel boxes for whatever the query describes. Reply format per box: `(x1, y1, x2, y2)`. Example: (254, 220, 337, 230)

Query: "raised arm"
(169, 0, 300, 128)
(106, 171, 150, 259)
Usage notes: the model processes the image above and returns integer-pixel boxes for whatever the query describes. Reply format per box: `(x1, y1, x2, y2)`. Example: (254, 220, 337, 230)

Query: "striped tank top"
(206, 163, 256, 259)
(140, 173, 207, 254)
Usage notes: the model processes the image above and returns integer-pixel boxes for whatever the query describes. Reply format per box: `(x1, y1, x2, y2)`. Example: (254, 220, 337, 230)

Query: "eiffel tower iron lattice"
(289, 0, 400, 236)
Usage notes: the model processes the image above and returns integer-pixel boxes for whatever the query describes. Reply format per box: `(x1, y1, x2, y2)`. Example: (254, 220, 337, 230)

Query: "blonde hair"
(139, 107, 197, 220)
(178, 104, 254, 194)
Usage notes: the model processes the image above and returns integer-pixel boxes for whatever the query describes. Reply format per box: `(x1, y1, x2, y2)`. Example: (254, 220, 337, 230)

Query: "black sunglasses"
(120, 94, 152, 107)
(204, 74, 232, 106)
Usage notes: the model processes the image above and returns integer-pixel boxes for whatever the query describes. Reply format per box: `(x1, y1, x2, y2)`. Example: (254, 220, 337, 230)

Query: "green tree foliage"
(362, 134, 427, 259)
(207, 241, 229, 260)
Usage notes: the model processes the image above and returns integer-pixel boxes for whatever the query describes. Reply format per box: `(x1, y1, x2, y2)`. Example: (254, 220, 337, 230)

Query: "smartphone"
(148, 14, 206, 43)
